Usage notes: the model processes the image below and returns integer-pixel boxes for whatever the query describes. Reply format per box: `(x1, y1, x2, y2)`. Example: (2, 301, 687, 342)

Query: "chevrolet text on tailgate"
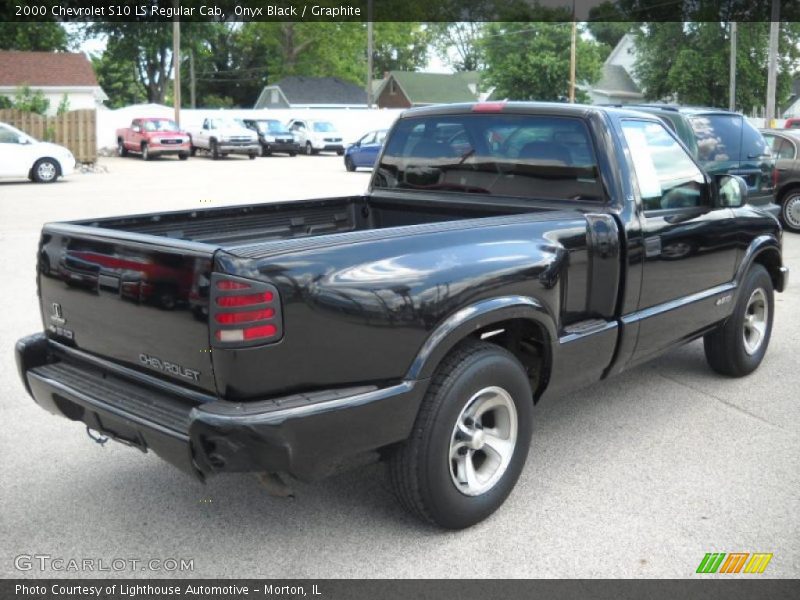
(17, 103, 788, 529)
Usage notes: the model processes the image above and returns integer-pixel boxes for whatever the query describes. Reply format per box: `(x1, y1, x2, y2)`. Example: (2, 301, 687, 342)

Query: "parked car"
(188, 117, 260, 160)
(239, 118, 298, 157)
(17, 103, 788, 529)
(761, 128, 800, 232)
(344, 129, 387, 171)
(116, 118, 191, 161)
(287, 118, 345, 155)
(784, 117, 800, 129)
(610, 105, 779, 215)
(0, 121, 74, 183)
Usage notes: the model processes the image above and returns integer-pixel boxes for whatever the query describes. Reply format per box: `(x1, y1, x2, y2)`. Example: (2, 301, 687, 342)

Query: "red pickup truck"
(116, 118, 191, 161)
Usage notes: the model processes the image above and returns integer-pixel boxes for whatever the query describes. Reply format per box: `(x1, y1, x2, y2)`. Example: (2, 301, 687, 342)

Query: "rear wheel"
(336, 148, 345, 156)
(289, 151, 297, 157)
(779, 190, 800, 233)
(32, 158, 59, 183)
(704, 264, 774, 377)
(389, 340, 533, 529)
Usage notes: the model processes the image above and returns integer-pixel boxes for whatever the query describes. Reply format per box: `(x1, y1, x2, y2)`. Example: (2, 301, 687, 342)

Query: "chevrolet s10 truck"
(16, 103, 788, 529)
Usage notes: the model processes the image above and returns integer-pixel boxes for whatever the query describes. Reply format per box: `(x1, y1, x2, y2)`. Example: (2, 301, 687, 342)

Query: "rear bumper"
(16, 333, 424, 481)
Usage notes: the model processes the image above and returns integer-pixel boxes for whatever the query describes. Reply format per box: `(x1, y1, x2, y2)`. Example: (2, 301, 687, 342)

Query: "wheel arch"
(736, 235, 786, 294)
(405, 296, 557, 402)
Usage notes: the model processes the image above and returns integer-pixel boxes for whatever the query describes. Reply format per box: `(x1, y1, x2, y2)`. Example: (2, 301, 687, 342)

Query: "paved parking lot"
(1, 154, 798, 578)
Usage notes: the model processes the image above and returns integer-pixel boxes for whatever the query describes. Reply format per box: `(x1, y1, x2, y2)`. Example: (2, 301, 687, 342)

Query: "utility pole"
(366, 0, 374, 108)
(172, 16, 181, 125)
(729, 22, 737, 111)
(189, 50, 196, 109)
(569, 2, 576, 103)
(765, 0, 780, 125)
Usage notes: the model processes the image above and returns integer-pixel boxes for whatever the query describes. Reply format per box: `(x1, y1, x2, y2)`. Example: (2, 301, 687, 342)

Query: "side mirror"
(717, 174, 748, 208)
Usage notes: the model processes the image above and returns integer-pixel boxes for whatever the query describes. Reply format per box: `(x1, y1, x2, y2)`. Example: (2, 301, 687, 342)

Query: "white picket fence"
(96, 103, 404, 151)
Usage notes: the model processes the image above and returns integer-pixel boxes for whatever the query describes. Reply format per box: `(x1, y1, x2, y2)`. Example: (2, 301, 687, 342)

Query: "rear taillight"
(772, 167, 779, 189)
(210, 274, 282, 347)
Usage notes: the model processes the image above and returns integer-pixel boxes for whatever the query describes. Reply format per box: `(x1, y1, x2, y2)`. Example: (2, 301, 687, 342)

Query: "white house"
(0, 51, 107, 115)
(583, 34, 644, 105)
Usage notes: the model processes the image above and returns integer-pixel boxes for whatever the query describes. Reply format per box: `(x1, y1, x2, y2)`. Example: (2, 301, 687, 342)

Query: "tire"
(389, 340, 533, 529)
(141, 143, 150, 161)
(336, 148, 345, 156)
(289, 151, 297, 157)
(117, 139, 128, 157)
(704, 264, 774, 377)
(178, 153, 189, 161)
(32, 158, 59, 183)
(305, 142, 313, 156)
(345, 156, 356, 172)
(189, 140, 197, 157)
(210, 139, 220, 160)
(779, 190, 800, 233)
(261, 144, 271, 157)
(249, 153, 257, 160)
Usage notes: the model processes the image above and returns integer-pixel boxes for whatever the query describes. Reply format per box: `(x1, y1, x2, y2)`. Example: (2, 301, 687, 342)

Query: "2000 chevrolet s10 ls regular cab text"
(16, 103, 789, 529)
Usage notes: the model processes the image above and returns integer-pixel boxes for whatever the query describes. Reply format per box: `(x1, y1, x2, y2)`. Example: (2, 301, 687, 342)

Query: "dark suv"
(615, 105, 778, 214)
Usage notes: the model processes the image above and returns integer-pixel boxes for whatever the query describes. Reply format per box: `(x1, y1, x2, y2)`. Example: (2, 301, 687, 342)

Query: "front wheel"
(117, 139, 128, 157)
(780, 190, 800, 233)
(336, 148, 345, 156)
(261, 144, 271, 157)
(178, 153, 189, 161)
(210, 140, 220, 160)
(704, 264, 774, 377)
(345, 156, 356, 172)
(32, 158, 59, 183)
(249, 153, 257, 160)
(305, 142, 314, 156)
(389, 340, 533, 529)
(141, 143, 150, 161)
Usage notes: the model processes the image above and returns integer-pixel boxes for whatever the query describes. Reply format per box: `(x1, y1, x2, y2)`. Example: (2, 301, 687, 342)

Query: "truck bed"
(74, 195, 553, 248)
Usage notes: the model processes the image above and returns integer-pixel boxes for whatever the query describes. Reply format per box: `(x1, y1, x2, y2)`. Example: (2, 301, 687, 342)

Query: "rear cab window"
(374, 114, 605, 202)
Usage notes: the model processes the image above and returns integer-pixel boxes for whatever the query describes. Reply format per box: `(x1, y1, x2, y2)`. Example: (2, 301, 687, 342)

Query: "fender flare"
(405, 295, 558, 381)
(735, 235, 786, 294)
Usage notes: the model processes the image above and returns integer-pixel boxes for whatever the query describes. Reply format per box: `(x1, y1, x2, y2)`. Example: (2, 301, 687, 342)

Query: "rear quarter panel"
(211, 212, 591, 400)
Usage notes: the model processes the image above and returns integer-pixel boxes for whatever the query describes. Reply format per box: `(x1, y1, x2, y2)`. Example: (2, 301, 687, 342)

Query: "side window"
(776, 138, 796, 160)
(741, 121, 769, 159)
(360, 132, 376, 145)
(0, 125, 19, 143)
(689, 115, 742, 163)
(622, 120, 707, 212)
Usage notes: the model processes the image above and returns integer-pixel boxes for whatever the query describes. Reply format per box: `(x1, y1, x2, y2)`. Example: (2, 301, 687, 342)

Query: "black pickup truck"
(17, 103, 788, 529)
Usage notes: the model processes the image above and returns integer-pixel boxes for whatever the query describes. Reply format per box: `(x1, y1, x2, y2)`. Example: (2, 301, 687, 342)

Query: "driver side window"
(0, 125, 19, 144)
(622, 120, 707, 212)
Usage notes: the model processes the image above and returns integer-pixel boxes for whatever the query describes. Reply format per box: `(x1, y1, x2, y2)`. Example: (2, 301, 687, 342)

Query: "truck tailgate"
(38, 225, 216, 393)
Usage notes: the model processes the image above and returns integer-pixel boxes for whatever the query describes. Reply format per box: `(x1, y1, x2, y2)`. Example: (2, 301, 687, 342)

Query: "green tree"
(634, 22, 800, 112)
(0, 22, 69, 51)
(586, 1, 635, 54)
(87, 23, 175, 104)
(428, 23, 487, 72)
(12, 85, 50, 114)
(481, 22, 604, 102)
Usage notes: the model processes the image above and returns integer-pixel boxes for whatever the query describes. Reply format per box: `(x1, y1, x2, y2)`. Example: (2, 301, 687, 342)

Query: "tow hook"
(256, 472, 295, 498)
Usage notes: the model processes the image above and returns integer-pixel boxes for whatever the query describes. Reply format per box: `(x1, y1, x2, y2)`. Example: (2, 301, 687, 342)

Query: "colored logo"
(696, 552, 773, 574)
